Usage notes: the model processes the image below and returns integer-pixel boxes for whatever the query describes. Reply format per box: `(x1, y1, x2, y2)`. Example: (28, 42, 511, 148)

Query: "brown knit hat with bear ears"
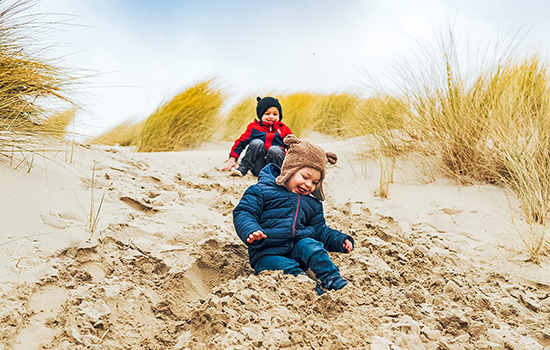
(276, 135, 338, 201)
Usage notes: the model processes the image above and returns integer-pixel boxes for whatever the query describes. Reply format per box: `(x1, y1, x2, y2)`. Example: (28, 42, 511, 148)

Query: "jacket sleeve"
(230, 123, 254, 160)
(308, 201, 354, 253)
(233, 185, 265, 246)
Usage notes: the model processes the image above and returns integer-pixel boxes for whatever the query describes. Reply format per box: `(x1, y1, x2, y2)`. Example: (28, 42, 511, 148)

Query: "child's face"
(261, 107, 280, 123)
(284, 167, 321, 196)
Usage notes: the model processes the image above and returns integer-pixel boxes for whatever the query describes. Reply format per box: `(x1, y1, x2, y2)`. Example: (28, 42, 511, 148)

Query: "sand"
(1, 135, 549, 350)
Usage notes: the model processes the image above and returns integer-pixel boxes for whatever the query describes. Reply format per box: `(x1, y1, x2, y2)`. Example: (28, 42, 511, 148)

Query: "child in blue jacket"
(233, 135, 354, 294)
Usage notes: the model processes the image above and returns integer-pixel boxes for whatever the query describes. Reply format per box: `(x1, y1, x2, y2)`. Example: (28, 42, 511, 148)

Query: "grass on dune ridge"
(137, 79, 224, 152)
(0, 0, 75, 136)
(92, 119, 143, 147)
(389, 27, 550, 259)
(221, 92, 381, 141)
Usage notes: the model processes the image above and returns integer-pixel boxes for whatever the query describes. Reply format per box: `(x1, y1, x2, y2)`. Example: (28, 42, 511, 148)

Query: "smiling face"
(261, 106, 280, 123)
(284, 167, 321, 196)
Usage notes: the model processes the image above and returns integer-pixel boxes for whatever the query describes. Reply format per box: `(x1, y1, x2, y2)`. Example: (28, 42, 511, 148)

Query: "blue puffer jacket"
(233, 163, 354, 269)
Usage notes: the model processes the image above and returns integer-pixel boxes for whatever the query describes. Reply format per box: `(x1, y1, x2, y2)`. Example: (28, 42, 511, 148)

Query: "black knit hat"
(256, 96, 283, 121)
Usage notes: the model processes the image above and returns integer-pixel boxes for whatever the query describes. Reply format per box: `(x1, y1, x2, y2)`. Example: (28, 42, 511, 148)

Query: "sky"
(27, 0, 550, 137)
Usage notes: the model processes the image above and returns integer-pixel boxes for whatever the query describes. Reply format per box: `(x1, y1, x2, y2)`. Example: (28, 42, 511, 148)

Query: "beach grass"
(92, 119, 143, 147)
(34, 108, 78, 137)
(380, 26, 550, 259)
(221, 96, 257, 141)
(223, 92, 362, 139)
(280, 92, 361, 138)
(0, 0, 76, 157)
(137, 79, 225, 152)
(0, 0, 74, 129)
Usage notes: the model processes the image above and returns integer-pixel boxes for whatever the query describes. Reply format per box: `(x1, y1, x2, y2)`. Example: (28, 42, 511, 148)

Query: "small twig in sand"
(100, 327, 110, 342)
(446, 213, 457, 224)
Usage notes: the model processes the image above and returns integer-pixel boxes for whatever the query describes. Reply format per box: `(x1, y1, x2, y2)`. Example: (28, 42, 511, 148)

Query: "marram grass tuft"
(92, 119, 143, 147)
(0, 0, 74, 136)
(34, 108, 78, 137)
(138, 80, 224, 152)
(221, 96, 256, 141)
(223, 92, 363, 139)
(386, 24, 550, 260)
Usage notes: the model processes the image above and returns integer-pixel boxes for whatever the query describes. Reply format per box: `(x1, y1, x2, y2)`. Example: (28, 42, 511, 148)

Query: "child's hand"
(247, 230, 267, 243)
(222, 157, 237, 171)
(343, 239, 353, 253)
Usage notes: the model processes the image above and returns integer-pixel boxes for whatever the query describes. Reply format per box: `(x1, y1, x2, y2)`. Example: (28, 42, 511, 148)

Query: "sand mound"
(1, 140, 549, 349)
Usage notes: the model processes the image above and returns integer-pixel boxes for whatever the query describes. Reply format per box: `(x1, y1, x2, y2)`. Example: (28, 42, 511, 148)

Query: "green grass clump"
(138, 79, 224, 152)
(92, 119, 143, 146)
(0, 0, 74, 139)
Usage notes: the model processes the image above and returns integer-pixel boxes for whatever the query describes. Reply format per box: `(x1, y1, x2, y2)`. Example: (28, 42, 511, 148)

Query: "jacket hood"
(257, 163, 281, 186)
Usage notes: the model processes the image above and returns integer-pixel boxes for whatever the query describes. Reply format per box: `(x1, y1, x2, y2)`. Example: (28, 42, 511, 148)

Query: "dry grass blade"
(88, 161, 106, 239)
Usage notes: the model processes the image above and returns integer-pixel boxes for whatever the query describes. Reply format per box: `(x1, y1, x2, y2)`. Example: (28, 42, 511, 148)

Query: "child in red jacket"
(222, 96, 293, 177)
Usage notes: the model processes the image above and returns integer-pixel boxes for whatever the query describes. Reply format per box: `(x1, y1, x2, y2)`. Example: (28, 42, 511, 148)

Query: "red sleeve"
(280, 123, 293, 138)
(230, 122, 255, 160)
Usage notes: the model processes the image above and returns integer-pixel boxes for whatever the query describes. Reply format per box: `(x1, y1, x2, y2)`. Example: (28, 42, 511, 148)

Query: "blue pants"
(240, 139, 285, 176)
(253, 238, 344, 290)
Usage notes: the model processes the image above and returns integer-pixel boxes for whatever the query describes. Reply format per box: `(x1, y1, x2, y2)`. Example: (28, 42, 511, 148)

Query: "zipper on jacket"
(291, 194, 300, 249)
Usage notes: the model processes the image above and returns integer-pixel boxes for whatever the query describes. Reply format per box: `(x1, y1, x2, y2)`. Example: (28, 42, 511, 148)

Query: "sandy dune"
(1, 136, 549, 349)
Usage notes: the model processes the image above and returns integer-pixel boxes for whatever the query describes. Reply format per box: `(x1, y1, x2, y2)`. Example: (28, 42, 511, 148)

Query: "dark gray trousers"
(240, 139, 285, 176)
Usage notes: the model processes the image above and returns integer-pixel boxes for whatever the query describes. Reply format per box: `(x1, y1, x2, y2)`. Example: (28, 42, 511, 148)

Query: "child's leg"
(265, 146, 285, 168)
(254, 254, 326, 296)
(291, 238, 348, 291)
(253, 254, 305, 276)
(239, 139, 266, 176)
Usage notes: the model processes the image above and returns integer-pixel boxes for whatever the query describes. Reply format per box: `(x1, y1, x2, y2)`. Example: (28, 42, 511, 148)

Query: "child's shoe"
(230, 168, 243, 177)
(230, 165, 248, 177)
(314, 283, 326, 296)
(324, 275, 348, 291)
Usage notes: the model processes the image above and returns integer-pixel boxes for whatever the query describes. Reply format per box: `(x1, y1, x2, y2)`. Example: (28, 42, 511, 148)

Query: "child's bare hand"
(247, 230, 267, 243)
(343, 239, 353, 253)
(222, 157, 237, 171)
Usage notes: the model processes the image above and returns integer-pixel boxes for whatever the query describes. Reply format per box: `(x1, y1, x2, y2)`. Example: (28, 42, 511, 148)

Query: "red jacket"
(230, 120, 293, 160)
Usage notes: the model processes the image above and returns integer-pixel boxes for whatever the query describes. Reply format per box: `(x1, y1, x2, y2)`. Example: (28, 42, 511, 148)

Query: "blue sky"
(30, 0, 550, 137)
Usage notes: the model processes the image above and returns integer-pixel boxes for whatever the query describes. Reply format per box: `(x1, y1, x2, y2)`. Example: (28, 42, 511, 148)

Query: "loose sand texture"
(0, 136, 549, 350)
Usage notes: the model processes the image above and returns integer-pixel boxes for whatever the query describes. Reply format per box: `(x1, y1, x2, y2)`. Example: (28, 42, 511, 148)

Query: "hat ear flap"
(283, 134, 300, 146)
(326, 152, 338, 165)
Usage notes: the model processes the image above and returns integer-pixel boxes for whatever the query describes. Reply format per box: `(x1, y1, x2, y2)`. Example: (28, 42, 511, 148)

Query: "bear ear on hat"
(257, 96, 262, 102)
(326, 152, 338, 165)
(283, 134, 300, 146)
